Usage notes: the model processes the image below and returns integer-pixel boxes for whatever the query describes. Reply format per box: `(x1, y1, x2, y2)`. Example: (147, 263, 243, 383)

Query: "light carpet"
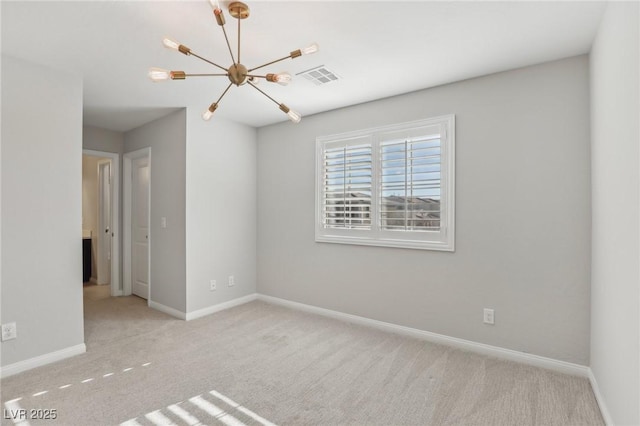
(1, 285, 604, 425)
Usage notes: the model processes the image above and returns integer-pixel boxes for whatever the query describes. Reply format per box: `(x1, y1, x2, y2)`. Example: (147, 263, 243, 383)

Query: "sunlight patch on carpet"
(3, 398, 31, 426)
(120, 389, 277, 426)
(2, 362, 153, 405)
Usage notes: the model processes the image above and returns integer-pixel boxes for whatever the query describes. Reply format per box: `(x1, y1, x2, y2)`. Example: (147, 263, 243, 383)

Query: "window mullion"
(343, 146, 348, 229)
(371, 137, 380, 236)
(404, 139, 408, 231)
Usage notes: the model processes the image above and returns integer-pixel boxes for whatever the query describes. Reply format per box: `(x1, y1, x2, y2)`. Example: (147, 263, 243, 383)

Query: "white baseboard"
(186, 293, 258, 321)
(257, 294, 589, 378)
(149, 294, 258, 321)
(0, 343, 86, 378)
(149, 300, 186, 320)
(89, 277, 98, 285)
(588, 368, 614, 425)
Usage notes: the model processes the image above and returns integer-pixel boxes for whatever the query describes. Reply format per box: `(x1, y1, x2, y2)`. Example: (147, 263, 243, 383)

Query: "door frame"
(82, 149, 120, 297)
(123, 147, 151, 302)
(97, 159, 112, 286)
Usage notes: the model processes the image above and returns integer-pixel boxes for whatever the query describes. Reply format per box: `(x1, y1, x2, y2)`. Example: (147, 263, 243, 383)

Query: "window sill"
(315, 234, 455, 252)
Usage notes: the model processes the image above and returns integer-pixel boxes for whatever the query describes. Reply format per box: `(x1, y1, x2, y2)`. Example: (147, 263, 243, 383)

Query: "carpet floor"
(1, 286, 604, 425)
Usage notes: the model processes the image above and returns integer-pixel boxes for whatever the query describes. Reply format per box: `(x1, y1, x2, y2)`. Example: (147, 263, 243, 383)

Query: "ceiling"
(1, 1, 606, 132)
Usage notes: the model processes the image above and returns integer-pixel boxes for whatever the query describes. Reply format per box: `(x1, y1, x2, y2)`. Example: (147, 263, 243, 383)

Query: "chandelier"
(148, 0, 318, 123)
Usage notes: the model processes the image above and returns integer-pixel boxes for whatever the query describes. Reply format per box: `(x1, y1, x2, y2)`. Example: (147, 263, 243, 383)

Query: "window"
(316, 115, 455, 251)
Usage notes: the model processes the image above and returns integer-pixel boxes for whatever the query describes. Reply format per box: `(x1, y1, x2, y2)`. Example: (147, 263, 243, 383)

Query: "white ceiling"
(2, 1, 606, 131)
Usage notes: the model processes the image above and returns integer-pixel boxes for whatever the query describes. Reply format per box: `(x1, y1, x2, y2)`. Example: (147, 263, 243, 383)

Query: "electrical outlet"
(1, 322, 17, 341)
(228, 275, 235, 287)
(210, 280, 217, 291)
(483, 308, 495, 325)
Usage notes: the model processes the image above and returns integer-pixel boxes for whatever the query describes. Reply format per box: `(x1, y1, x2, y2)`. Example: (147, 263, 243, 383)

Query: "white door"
(132, 156, 150, 299)
(97, 160, 112, 285)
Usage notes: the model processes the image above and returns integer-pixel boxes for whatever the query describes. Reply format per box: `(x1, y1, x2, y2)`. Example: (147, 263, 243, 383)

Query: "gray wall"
(83, 126, 124, 154)
(124, 110, 187, 313)
(590, 2, 640, 424)
(1, 56, 84, 366)
(257, 56, 591, 365)
(185, 112, 258, 313)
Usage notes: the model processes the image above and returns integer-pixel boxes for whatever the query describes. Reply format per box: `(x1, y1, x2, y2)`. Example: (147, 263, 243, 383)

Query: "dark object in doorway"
(83, 237, 92, 283)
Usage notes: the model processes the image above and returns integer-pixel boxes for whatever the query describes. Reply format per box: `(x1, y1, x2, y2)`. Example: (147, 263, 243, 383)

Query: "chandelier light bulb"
(208, 0, 222, 12)
(202, 109, 214, 121)
(301, 42, 319, 55)
(267, 72, 292, 86)
(163, 37, 191, 55)
(286, 109, 301, 123)
(162, 37, 180, 50)
(279, 103, 300, 123)
(202, 103, 219, 121)
(148, 67, 171, 82)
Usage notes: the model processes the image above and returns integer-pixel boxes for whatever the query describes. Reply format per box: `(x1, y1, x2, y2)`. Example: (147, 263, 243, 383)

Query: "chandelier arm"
(247, 81, 281, 106)
(248, 82, 300, 122)
(216, 82, 234, 104)
(247, 55, 291, 73)
(185, 73, 230, 77)
(189, 52, 228, 72)
(246, 74, 267, 79)
(221, 24, 237, 65)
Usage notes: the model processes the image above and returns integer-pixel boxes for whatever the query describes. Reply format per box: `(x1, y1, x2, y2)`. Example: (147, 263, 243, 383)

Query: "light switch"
(160, 217, 167, 228)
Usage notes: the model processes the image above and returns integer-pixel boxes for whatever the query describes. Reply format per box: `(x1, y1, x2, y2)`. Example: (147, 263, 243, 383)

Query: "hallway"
(83, 285, 165, 350)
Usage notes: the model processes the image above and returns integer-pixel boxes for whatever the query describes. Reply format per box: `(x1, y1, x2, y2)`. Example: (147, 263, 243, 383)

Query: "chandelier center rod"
(238, 8, 241, 64)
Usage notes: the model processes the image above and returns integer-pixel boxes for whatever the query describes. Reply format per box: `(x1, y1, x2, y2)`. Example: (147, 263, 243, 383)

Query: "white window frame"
(315, 115, 455, 251)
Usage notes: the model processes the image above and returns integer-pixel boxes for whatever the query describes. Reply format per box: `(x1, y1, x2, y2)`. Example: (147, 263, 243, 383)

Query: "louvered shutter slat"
(380, 136, 442, 232)
(321, 143, 372, 229)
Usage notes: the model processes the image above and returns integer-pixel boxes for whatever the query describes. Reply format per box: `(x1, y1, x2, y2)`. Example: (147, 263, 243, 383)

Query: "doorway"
(82, 149, 120, 296)
(97, 160, 111, 285)
(123, 148, 151, 301)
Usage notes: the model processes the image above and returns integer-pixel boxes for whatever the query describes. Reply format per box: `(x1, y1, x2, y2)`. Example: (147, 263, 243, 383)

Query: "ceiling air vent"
(297, 65, 340, 85)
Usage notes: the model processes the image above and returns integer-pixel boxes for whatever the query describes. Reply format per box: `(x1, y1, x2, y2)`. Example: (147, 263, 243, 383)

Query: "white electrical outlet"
(1, 322, 17, 341)
(210, 280, 217, 291)
(483, 308, 495, 325)
(228, 275, 235, 287)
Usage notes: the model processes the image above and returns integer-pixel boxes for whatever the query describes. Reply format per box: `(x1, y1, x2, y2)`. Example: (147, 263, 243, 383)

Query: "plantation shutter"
(379, 126, 442, 232)
(316, 115, 454, 251)
(321, 138, 372, 230)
